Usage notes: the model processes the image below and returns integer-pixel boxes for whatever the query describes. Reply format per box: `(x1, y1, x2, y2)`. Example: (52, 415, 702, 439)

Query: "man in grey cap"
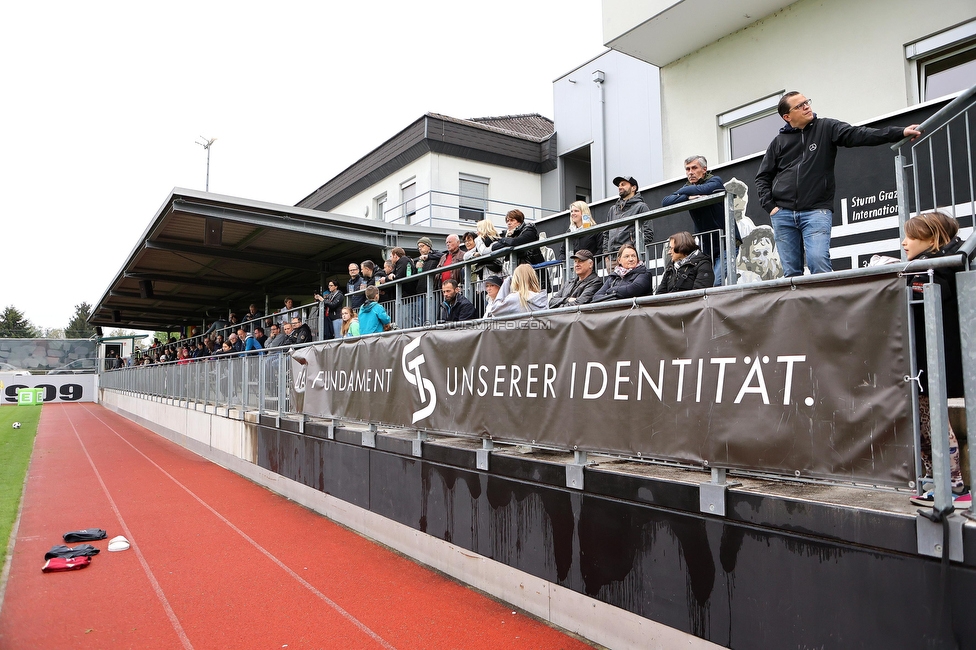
(549, 249, 603, 308)
(602, 176, 652, 267)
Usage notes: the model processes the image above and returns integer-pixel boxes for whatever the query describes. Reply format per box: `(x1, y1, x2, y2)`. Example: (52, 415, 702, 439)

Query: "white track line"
(63, 409, 194, 650)
(78, 405, 396, 650)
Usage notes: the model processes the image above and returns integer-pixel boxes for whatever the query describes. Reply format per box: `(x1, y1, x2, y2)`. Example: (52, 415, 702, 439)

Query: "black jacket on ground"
(548, 272, 603, 308)
(654, 249, 715, 295)
(755, 115, 905, 214)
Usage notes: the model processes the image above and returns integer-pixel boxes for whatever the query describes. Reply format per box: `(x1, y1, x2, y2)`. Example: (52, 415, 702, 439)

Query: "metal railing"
(893, 83, 976, 517)
(381, 189, 557, 227)
(102, 349, 293, 419)
(893, 83, 976, 243)
(345, 191, 736, 324)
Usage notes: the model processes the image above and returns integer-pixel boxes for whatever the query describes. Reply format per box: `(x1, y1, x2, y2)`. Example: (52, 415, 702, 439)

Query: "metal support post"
(700, 466, 738, 516)
(258, 355, 265, 417)
(242, 356, 249, 418)
(894, 152, 911, 260)
(923, 282, 952, 513)
(566, 448, 587, 490)
(956, 271, 976, 517)
(276, 354, 286, 428)
(412, 430, 427, 457)
(362, 422, 377, 448)
(477, 438, 493, 470)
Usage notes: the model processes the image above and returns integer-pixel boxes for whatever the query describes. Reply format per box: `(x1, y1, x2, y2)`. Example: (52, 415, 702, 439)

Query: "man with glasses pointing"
(755, 92, 921, 277)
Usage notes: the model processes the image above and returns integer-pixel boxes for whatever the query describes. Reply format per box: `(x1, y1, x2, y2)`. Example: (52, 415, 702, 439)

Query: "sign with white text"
(0, 374, 96, 404)
(294, 274, 913, 486)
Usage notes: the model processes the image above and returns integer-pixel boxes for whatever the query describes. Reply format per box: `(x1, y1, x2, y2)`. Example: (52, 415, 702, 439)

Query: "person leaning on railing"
(902, 211, 969, 507)
(592, 244, 652, 302)
(358, 285, 392, 335)
(602, 176, 652, 267)
(491, 210, 544, 267)
(567, 201, 601, 259)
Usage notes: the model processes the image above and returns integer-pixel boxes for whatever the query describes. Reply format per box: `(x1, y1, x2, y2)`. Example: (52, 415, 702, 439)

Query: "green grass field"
(0, 405, 41, 572)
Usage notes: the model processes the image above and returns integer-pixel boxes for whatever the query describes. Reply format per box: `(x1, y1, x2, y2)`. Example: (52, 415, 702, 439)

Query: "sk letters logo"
(809, 143, 817, 151)
(401, 336, 436, 423)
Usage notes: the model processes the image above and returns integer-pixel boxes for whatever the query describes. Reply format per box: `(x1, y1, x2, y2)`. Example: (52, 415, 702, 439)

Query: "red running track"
(0, 404, 592, 649)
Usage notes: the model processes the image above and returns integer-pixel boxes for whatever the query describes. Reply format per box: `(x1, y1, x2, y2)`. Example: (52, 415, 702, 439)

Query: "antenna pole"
(195, 136, 217, 191)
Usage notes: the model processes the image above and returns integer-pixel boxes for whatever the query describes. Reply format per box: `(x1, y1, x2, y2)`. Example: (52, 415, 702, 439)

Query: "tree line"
(0, 303, 97, 339)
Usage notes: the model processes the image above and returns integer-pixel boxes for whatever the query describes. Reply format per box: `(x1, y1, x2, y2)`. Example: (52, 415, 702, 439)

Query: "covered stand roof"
(89, 188, 457, 331)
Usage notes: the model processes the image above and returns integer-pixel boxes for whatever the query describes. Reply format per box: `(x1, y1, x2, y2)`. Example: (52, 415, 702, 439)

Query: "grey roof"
(468, 114, 554, 140)
(89, 188, 460, 331)
(296, 112, 557, 213)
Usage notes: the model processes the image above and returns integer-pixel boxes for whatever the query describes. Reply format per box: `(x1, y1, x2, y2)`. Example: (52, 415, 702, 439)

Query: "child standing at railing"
(903, 211, 969, 506)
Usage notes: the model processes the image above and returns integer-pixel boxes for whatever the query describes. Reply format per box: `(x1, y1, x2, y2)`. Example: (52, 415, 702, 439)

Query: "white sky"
(1, 1, 605, 332)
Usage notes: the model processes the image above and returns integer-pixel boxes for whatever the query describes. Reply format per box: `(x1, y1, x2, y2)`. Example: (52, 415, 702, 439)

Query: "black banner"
(294, 274, 913, 486)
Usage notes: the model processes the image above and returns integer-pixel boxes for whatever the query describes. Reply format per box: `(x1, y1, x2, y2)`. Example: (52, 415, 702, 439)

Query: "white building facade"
(603, 0, 976, 176)
(548, 49, 664, 208)
(297, 113, 558, 233)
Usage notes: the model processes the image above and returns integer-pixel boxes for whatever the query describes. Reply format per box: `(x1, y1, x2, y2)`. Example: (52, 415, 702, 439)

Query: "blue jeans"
(770, 208, 832, 277)
(712, 247, 739, 286)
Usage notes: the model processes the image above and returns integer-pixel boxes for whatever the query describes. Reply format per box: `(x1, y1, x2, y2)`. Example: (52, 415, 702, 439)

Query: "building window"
(459, 173, 489, 221)
(719, 93, 784, 161)
(373, 193, 387, 221)
(908, 20, 976, 101)
(401, 180, 416, 223)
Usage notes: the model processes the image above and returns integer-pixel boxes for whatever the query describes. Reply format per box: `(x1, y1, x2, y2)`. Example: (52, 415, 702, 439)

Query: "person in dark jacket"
(755, 92, 921, 277)
(592, 244, 652, 302)
(491, 209, 544, 266)
(602, 176, 653, 265)
(549, 249, 603, 308)
(389, 248, 411, 284)
(662, 156, 729, 284)
(289, 316, 313, 345)
(438, 279, 476, 323)
(322, 280, 345, 339)
(347, 263, 367, 310)
(655, 231, 715, 295)
(413, 237, 443, 295)
(902, 212, 967, 504)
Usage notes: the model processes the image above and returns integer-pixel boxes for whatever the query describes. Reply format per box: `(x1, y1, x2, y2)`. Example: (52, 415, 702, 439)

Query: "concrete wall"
(553, 49, 663, 205)
(657, 0, 975, 174)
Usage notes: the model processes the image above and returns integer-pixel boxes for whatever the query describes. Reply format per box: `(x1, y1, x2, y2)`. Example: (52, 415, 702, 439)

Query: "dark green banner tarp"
(294, 274, 913, 486)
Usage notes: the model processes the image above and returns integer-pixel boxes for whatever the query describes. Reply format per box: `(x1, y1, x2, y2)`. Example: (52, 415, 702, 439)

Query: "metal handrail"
(891, 84, 976, 151)
(99, 260, 955, 491)
(344, 192, 731, 306)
